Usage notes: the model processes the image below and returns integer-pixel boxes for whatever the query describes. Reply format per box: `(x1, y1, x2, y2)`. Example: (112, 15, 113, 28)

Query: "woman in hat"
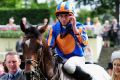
(111, 50, 120, 80)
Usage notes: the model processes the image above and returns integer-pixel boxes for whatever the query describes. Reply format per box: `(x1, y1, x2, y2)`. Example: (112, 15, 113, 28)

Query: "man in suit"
(0, 51, 26, 80)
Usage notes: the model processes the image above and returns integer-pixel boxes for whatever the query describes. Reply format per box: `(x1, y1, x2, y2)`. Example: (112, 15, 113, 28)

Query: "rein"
(37, 45, 59, 80)
(23, 34, 47, 80)
(24, 48, 47, 80)
(23, 34, 59, 80)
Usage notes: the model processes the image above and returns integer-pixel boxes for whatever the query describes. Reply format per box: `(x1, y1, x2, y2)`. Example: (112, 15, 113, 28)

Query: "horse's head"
(20, 20, 57, 79)
(20, 19, 48, 68)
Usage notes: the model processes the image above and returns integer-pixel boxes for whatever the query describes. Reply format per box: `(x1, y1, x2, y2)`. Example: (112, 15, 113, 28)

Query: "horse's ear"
(20, 20, 26, 33)
(20, 20, 32, 33)
(38, 22, 48, 34)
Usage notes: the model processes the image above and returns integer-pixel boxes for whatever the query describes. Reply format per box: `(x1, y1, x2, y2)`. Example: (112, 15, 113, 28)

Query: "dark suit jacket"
(0, 69, 26, 80)
(16, 40, 23, 52)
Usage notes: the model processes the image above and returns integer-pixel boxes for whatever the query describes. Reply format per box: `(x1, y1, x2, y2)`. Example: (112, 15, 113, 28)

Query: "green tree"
(0, 0, 16, 8)
(76, 0, 120, 23)
(0, 0, 25, 9)
(77, 9, 92, 23)
(0, 0, 37, 9)
(49, 0, 57, 21)
(76, 0, 95, 6)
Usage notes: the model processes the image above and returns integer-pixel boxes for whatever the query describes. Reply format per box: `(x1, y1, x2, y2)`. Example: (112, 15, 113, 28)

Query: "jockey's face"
(57, 13, 70, 26)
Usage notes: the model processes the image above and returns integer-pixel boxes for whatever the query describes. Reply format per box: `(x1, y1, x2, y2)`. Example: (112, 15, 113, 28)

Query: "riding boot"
(73, 66, 92, 80)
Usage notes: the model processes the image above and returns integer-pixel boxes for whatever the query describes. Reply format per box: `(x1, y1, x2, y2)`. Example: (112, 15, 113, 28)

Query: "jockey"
(47, 1, 89, 79)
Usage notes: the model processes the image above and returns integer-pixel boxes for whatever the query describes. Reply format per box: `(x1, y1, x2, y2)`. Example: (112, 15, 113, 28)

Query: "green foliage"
(15, 0, 23, 9)
(86, 30, 96, 38)
(0, 0, 16, 8)
(77, 9, 92, 23)
(0, 0, 49, 9)
(0, 30, 24, 38)
(49, 1, 57, 21)
(50, 5, 57, 21)
(0, 29, 48, 40)
(76, 0, 119, 22)
(76, 0, 95, 6)
(92, 4, 113, 16)
(0, 9, 50, 25)
(31, 2, 49, 9)
(0, 0, 50, 25)
(31, 2, 40, 9)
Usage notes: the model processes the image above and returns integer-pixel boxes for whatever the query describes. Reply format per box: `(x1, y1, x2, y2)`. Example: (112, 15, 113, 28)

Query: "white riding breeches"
(63, 56, 85, 74)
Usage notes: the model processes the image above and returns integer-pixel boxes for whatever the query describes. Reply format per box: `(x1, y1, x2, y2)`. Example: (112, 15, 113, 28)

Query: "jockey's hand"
(49, 48, 56, 56)
(69, 13, 76, 27)
(54, 54, 65, 63)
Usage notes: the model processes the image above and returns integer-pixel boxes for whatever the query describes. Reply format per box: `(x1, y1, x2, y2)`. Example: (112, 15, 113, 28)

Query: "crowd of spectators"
(0, 16, 119, 48)
(0, 15, 120, 80)
(83, 17, 120, 47)
(0, 17, 19, 31)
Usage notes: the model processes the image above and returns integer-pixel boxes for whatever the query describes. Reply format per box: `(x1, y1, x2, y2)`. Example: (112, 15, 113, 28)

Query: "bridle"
(23, 34, 47, 80)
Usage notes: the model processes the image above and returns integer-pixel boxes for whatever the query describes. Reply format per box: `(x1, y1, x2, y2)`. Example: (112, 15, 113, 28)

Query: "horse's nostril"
(26, 60, 32, 64)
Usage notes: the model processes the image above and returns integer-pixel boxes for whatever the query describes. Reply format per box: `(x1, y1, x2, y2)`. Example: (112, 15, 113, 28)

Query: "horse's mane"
(41, 39, 53, 61)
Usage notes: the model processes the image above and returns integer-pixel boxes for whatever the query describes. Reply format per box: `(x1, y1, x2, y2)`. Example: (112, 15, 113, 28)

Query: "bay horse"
(20, 20, 111, 80)
(20, 20, 59, 80)
(20, 20, 78, 80)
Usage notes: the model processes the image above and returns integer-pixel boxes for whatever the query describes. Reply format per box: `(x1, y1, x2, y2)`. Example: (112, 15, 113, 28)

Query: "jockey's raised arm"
(47, 1, 89, 79)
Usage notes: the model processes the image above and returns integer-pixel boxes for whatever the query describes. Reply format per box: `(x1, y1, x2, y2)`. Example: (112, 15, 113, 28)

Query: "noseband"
(23, 34, 47, 80)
